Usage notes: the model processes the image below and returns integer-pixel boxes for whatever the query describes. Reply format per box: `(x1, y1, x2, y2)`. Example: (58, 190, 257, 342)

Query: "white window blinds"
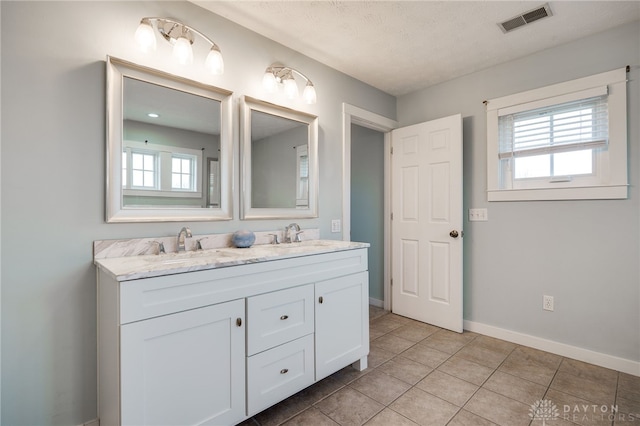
(498, 91, 609, 160)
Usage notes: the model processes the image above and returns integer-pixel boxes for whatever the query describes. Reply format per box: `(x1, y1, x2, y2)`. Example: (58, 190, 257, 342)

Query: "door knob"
(449, 230, 459, 238)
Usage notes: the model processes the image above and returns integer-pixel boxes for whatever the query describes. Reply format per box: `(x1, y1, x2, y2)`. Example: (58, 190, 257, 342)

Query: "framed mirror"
(240, 96, 318, 219)
(106, 56, 233, 222)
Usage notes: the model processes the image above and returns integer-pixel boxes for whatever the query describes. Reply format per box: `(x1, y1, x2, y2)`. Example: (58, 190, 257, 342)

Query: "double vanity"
(95, 235, 369, 425)
(100, 53, 355, 425)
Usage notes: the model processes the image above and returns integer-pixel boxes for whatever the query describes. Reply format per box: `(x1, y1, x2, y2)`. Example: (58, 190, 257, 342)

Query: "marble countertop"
(94, 239, 369, 281)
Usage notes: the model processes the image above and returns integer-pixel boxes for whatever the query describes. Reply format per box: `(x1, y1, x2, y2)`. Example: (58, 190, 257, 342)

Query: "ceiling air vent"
(498, 3, 552, 33)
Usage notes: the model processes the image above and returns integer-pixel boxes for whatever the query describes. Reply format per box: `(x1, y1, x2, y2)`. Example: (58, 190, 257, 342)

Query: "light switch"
(468, 208, 488, 222)
(331, 219, 341, 233)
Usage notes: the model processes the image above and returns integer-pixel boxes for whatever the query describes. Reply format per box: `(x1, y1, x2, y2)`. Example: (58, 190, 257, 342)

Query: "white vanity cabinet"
(120, 300, 245, 425)
(96, 246, 368, 426)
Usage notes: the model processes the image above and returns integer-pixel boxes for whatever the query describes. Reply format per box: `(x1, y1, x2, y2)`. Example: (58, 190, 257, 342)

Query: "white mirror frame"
(106, 56, 233, 222)
(240, 96, 318, 219)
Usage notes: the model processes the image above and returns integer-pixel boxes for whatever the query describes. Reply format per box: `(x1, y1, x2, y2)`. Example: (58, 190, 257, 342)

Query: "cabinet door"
(120, 300, 245, 426)
(315, 271, 369, 380)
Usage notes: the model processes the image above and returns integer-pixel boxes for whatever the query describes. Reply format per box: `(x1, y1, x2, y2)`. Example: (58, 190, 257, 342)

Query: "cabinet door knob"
(280, 368, 289, 374)
(318, 296, 324, 304)
(236, 318, 242, 327)
(280, 315, 289, 320)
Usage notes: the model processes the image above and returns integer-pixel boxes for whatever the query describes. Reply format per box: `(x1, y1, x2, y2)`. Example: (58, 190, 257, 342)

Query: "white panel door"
(120, 300, 245, 426)
(391, 114, 463, 332)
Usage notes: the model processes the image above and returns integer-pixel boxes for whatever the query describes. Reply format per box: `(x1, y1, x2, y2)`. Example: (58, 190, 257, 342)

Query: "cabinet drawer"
(247, 284, 314, 355)
(247, 334, 315, 416)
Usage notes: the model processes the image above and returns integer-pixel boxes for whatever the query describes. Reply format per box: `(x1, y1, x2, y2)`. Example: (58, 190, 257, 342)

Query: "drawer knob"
(280, 315, 289, 320)
(318, 296, 324, 304)
(280, 368, 289, 374)
(236, 318, 242, 327)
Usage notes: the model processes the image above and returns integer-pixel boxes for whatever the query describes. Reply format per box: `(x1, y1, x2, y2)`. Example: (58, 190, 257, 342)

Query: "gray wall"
(0, 1, 395, 424)
(398, 21, 640, 363)
(350, 124, 385, 302)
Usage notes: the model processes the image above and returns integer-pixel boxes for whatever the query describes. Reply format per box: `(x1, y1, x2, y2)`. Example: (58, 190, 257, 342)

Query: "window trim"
(486, 67, 628, 201)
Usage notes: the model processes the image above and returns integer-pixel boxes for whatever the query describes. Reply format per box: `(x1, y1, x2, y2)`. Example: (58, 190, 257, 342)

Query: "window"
(122, 141, 202, 198)
(295, 144, 309, 207)
(487, 68, 628, 201)
(171, 155, 196, 191)
(131, 152, 157, 188)
(122, 152, 127, 187)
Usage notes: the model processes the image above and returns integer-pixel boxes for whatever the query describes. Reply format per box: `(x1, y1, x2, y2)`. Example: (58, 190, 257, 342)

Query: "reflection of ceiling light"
(262, 64, 317, 104)
(134, 17, 224, 74)
(147, 113, 160, 118)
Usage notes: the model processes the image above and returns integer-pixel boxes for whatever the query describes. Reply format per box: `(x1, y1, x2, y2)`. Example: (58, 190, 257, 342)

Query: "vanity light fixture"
(262, 64, 317, 104)
(134, 17, 224, 74)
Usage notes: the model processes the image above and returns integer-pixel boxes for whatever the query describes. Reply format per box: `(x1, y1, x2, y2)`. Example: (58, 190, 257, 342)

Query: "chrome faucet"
(284, 223, 302, 243)
(177, 226, 192, 252)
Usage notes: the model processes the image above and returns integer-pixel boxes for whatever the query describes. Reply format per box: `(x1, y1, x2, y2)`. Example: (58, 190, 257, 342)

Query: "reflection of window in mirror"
(295, 144, 309, 207)
(121, 141, 202, 206)
(172, 156, 196, 190)
(207, 158, 220, 207)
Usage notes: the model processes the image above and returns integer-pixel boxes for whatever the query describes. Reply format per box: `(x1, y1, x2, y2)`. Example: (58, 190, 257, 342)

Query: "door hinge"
(391, 212, 394, 220)
(391, 146, 394, 155)
(391, 279, 393, 287)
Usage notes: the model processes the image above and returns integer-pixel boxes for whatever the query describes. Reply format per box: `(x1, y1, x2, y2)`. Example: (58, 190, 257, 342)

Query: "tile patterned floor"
(239, 306, 640, 426)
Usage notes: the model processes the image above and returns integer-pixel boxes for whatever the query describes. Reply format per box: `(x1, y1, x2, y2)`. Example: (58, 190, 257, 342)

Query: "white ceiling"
(124, 76, 221, 134)
(194, 1, 640, 96)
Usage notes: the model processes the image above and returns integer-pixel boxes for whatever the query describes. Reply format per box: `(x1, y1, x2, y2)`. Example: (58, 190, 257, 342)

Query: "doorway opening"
(342, 104, 398, 310)
(350, 124, 385, 307)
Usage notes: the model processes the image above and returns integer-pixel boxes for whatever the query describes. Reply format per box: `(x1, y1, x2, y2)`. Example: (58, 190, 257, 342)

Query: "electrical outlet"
(543, 295, 554, 311)
(331, 219, 341, 233)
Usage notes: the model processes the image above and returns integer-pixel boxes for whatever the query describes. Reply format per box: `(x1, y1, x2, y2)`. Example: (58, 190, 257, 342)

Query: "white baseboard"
(369, 297, 384, 308)
(79, 419, 99, 426)
(464, 320, 640, 377)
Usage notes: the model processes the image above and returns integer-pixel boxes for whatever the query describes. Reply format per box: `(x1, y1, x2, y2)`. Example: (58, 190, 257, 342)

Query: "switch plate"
(469, 208, 488, 222)
(331, 219, 341, 233)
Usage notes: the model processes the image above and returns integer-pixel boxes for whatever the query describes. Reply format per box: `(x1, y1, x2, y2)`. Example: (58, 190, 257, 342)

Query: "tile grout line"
(442, 334, 517, 426)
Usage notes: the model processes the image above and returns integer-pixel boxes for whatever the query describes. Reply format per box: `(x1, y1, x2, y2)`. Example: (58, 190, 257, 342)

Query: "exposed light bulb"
(172, 36, 193, 65)
(134, 19, 156, 52)
(205, 46, 224, 75)
(303, 83, 317, 104)
(262, 71, 278, 93)
(283, 77, 299, 99)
